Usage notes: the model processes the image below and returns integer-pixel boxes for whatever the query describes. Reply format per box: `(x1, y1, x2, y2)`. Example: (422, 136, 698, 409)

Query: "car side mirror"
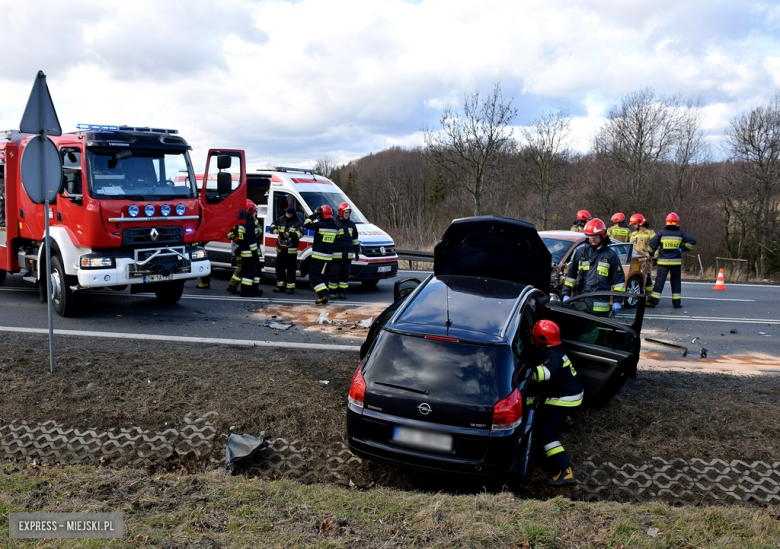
(217, 172, 233, 194)
(393, 278, 421, 302)
(217, 155, 232, 170)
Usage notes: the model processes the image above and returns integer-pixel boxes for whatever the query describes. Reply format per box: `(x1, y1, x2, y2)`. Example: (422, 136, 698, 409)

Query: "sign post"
(18, 71, 63, 374)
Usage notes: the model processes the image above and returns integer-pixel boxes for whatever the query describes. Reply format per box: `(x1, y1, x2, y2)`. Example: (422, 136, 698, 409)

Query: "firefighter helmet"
(611, 212, 625, 223)
(337, 202, 351, 217)
(629, 213, 645, 226)
(577, 209, 591, 223)
(532, 320, 561, 348)
(320, 205, 333, 219)
(583, 218, 607, 237)
(245, 200, 256, 215)
(666, 212, 680, 226)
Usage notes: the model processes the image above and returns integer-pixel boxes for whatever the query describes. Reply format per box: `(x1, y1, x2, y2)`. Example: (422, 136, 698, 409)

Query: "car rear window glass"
(541, 237, 573, 264)
(365, 333, 511, 405)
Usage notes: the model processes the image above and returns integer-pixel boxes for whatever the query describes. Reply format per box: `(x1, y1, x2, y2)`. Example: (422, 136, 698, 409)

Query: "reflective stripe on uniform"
(672, 293, 681, 299)
(562, 357, 576, 376)
(312, 252, 333, 260)
(612, 284, 625, 292)
(544, 441, 564, 457)
(534, 365, 551, 382)
(240, 251, 253, 258)
(313, 283, 327, 292)
(241, 278, 253, 286)
(661, 236, 682, 249)
(546, 390, 584, 407)
(286, 283, 296, 289)
(339, 283, 348, 289)
(593, 301, 610, 312)
(657, 259, 682, 265)
(564, 278, 575, 288)
(651, 292, 661, 299)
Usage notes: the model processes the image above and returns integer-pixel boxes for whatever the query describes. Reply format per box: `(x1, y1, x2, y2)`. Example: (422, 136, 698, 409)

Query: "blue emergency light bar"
(76, 124, 178, 134)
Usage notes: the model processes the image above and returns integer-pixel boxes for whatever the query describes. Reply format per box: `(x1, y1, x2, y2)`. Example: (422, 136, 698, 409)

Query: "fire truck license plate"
(377, 266, 392, 273)
(143, 274, 174, 283)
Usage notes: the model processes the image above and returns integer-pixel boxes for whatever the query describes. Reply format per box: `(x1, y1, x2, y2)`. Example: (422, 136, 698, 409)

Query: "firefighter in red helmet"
(607, 212, 630, 242)
(328, 202, 360, 299)
(561, 218, 625, 314)
(647, 212, 696, 308)
(629, 213, 656, 294)
(570, 209, 591, 232)
(531, 319, 583, 486)
(236, 199, 263, 297)
(304, 204, 338, 304)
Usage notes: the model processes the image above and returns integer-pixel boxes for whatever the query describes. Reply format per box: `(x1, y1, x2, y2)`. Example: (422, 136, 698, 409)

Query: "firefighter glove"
(612, 302, 622, 313)
(562, 295, 571, 302)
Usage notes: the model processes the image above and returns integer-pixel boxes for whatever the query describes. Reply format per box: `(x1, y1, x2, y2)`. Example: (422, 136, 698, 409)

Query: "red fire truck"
(0, 124, 247, 316)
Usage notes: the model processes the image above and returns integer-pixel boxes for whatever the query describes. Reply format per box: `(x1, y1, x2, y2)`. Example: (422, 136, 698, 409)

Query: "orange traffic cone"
(713, 269, 727, 291)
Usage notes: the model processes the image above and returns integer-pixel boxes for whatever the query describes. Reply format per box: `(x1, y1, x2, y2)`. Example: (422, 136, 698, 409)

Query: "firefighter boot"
(273, 283, 285, 293)
(339, 293, 347, 300)
(316, 295, 329, 305)
(286, 288, 295, 294)
(253, 284, 264, 297)
(226, 285, 239, 294)
(196, 281, 210, 289)
(547, 467, 576, 486)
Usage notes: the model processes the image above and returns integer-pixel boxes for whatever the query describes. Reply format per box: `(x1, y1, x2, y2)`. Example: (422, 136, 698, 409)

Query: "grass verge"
(2, 462, 779, 548)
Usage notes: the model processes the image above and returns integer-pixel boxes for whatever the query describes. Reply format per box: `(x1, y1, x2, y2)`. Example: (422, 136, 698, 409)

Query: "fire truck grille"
(122, 226, 183, 247)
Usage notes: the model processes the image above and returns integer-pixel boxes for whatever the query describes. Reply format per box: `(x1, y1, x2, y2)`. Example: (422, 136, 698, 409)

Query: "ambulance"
(203, 167, 398, 287)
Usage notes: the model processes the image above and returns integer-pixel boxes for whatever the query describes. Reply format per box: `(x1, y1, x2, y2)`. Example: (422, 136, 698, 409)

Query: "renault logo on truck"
(150, 228, 159, 241)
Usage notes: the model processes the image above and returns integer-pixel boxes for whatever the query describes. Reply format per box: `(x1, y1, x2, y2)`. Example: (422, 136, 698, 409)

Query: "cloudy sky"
(1, 0, 778, 169)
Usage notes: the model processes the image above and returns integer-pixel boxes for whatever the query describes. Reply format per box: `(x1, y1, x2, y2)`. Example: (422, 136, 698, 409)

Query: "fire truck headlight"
(144, 205, 156, 217)
(160, 204, 171, 216)
(128, 205, 140, 217)
(190, 249, 208, 260)
(80, 255, 116, 269)
(175, 203, 186, 216)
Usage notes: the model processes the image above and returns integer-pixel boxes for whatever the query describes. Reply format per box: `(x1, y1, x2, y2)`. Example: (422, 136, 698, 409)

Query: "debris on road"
(700, 348, 708, 358)
(318, 380, 329, 385)
(225, 432, 269, 474)
(357, 318, 373, 329)
(645, 337, 688, 357)
(730, 329, 738, 334)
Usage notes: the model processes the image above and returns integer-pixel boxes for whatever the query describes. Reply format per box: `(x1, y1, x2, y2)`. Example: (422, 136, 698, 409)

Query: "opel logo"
(150, 228, 159, 241)
(417, 403, 432, 415)
(380, 246, 386, 256)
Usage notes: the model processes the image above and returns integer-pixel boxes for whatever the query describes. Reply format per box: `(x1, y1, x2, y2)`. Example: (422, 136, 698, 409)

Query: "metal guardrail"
(396, 249, 434, 269)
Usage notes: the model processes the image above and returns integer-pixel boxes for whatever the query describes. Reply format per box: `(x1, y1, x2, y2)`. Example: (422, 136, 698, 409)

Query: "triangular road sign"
(20, 70, 62, 136)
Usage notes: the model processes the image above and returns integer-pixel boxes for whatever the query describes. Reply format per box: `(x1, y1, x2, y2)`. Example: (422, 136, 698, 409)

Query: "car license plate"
(377, 265, 392, 273)
(143, 274, 174, 283)
(393, 426, 452, 452)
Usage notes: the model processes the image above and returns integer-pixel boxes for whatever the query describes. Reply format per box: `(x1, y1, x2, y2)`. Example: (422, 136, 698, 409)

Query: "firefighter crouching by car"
(647, 212, 696, 309)
(561, 218, 625, 315)
(271, 206, 303, 294)
(304, 204, 338, 305)
(328, 202, 360, 300)
(237, 199, 263, 298)
(531, 319, 584, 486)
(607, 212, 630, 242)
(629, 213, 656, 294)
(570, 209, 591, 232)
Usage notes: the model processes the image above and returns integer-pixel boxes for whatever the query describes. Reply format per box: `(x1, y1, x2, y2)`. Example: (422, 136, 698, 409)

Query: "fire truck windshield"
(86, 148, 197, 200)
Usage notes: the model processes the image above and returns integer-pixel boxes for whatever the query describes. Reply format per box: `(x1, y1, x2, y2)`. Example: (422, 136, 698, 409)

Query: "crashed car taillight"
(348, 365, 366, 410)
(491, 389, 522, 431)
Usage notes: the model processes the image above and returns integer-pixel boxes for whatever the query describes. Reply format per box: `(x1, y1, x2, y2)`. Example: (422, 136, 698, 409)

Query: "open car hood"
(433, 216, 551, 291)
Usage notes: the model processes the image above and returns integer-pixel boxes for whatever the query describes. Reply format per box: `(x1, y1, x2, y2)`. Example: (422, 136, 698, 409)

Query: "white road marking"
(0, 326, 362, 352)
(645, 315, 780, 325)
(655, 296, 754, 302)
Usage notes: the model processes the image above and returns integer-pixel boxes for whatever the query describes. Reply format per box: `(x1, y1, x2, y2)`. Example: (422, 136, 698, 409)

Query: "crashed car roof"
(434, 216, 551, 292)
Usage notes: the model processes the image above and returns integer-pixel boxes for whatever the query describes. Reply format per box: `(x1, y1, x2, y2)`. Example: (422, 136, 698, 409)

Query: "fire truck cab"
(0, 124, 247, 316)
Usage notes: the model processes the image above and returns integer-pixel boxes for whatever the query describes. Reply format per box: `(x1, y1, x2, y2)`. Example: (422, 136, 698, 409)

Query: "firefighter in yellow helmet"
(606, 212, 630, 242)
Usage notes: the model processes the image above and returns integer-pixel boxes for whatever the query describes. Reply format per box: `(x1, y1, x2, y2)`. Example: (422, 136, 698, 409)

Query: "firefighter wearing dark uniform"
(304, 204, 338, 305)
(531, 319, 583, 486)
(561, 218, 625, 315)
(270, 206, 303, 294)
(226, 223, 243, 294)
(606, 212, 630, 242)
(569, 209, 591, 232)
(629, 213, 656, 294)
(237, 199, 263, 298)
(647, 212, 696, 308)
(328, 202, 360, 300)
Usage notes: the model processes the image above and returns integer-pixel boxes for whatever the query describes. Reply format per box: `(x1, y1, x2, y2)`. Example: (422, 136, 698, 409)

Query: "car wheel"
(624, 275, 643, 308)
(154, 280, 185, 304)
(361, 279, 380, 288)
(50, 255, 79, 317)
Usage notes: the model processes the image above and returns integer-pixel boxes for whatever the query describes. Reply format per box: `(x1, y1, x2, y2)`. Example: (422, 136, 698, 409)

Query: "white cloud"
(0, 0, 778, 168)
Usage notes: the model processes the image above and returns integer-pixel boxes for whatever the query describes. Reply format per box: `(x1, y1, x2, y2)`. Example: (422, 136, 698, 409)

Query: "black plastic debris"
(700, 348, 708, 358)
(730, 329, 738, 334)
(263, 318, 293, 330)
(645, 337, 688, 357)
(225, 432, 268, 474)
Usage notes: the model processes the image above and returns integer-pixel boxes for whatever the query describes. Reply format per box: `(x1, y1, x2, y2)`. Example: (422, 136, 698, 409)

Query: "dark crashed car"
(347, 216, 646, 480)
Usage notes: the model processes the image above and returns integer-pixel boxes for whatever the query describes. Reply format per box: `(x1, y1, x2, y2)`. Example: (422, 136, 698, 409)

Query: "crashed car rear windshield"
(364, 332, 511, 406)
(541, 237, 574, 264)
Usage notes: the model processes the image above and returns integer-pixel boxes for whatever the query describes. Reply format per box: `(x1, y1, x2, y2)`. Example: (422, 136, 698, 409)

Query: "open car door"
(545, 291, 646, 408)
(196, 149, 247, 242)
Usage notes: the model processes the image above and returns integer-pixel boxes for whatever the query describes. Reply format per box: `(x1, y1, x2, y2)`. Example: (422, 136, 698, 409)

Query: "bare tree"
(422, 83, 518, 216)
(314, 156, 338, 179)
(593, 87, 685, 213)
(725, 93, 780, 278)
(518, 110, 573, 230)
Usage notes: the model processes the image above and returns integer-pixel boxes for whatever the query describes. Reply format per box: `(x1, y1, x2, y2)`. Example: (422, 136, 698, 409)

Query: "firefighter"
(225, 223, 243, 294)
(328, 202, 360, 300)
(304, 204, 338, 305)
(647, 212, 696, 308)
(607, 212, 630, 242)
(570, 210, 591, 232)
(531, 319, 583, 486)
(561, 218, 625, 315)
(629, 213, 656, 294)
(237, 199, 263, 298)
(270, 206, 303, 294)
